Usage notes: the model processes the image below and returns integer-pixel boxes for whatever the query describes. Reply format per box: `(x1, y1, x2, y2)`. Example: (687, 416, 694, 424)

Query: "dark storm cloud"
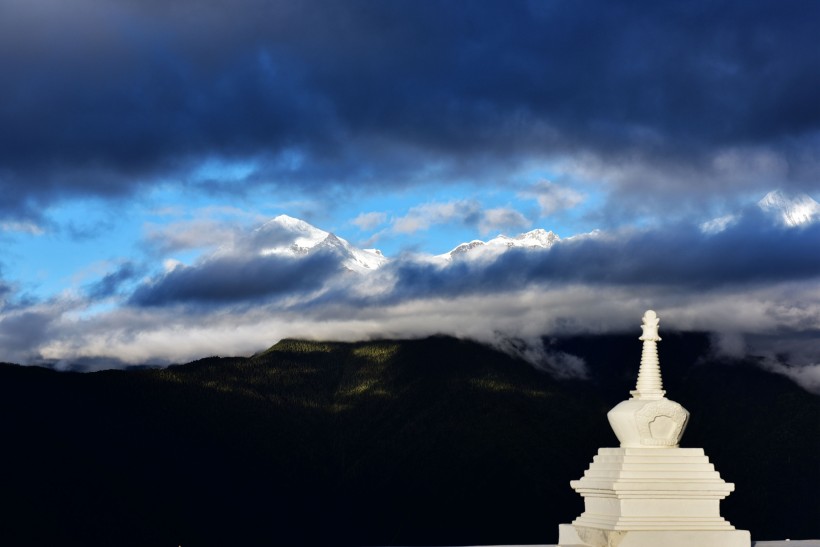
(129, 250, 340, 306)
(2, 0, 820, 215)
(0, 308, 57, 357)
(385, 209, 820, 301)
(85, 262, 141, 299)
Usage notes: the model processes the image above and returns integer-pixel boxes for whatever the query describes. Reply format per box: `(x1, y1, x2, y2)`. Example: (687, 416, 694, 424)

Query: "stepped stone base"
(558, 447, 750, 547)
(558, 523, 751, 547)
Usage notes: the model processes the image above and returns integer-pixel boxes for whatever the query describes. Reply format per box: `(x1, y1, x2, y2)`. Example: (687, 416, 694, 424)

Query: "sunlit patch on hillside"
(468, 376, 550, 398)
(335, 343, 398, 404)
(265, 339, 340, 354)
(352, 343, 399, 364)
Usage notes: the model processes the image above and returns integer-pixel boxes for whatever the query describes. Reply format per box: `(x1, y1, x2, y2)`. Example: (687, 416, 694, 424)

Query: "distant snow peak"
(758, 189, 820, 227)
(316, 232, 387, 273)
(271, 213, 311, 230)
(449, 240, 486, 257)
(483, 228, 559, 252)
(264, 214, 329, 248)
(256, 215, 387, 273)
(442, 227, 560, 261)
(504, 228, 560, 248)
(701, 189, 820, 234)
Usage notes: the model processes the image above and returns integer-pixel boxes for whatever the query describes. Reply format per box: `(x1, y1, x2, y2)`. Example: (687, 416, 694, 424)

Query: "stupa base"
(558, 523, 751, 547)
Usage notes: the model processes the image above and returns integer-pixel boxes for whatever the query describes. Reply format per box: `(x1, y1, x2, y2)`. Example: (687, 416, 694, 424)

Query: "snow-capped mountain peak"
(255, 215, 388, 272)
(449, 240, 486, 257)
(758, 190, 820, 227)
(440, 227, 560, 261)
(260, 214, 329, 249)
(702, 189, 820, 233)
(500, 228, 560, 248)
(482, 228, 559, 252)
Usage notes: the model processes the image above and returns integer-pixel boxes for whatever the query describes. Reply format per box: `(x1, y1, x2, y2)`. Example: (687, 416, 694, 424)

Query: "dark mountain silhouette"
(0, 333, 817, 546)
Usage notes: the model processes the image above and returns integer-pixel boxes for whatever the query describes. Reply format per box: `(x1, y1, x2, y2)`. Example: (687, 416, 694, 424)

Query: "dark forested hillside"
(0, 334, 817, 546)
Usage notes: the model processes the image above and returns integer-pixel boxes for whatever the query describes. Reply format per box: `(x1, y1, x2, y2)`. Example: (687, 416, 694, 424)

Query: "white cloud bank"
(6, 275, 819, 392)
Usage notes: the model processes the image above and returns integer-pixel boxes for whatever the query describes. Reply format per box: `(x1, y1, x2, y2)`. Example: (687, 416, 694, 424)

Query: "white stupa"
(558, 310, 751, 547)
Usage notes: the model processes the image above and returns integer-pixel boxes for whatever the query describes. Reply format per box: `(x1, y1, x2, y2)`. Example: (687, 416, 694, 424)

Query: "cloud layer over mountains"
(4, 195, 819, 393)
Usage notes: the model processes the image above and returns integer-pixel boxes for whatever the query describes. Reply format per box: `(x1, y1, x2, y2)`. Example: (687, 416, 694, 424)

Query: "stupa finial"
(631, 309, 665, 400)
(639, 309, 660, 341)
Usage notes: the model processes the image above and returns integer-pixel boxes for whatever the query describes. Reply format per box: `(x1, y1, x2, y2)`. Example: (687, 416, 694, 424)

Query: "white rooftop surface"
(413, 542, 820, 547)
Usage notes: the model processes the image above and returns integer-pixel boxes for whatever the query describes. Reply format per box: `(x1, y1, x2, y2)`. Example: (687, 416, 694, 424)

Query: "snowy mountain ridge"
(250, 215, 563, 271)
(255, 215, 387, 273)
(438, 228, 560, 262)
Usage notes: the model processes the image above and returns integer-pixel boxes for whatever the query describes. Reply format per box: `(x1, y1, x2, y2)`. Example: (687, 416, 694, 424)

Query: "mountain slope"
(0, 334, 817, 546)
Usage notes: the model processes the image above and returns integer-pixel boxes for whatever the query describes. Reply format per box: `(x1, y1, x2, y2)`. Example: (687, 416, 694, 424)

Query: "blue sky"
(1, 0, 820, 390)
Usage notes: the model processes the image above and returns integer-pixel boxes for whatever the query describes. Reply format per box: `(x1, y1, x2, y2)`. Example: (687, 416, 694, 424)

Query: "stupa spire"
(631, 310, 666, 400)
(608, 310, 687, 448)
